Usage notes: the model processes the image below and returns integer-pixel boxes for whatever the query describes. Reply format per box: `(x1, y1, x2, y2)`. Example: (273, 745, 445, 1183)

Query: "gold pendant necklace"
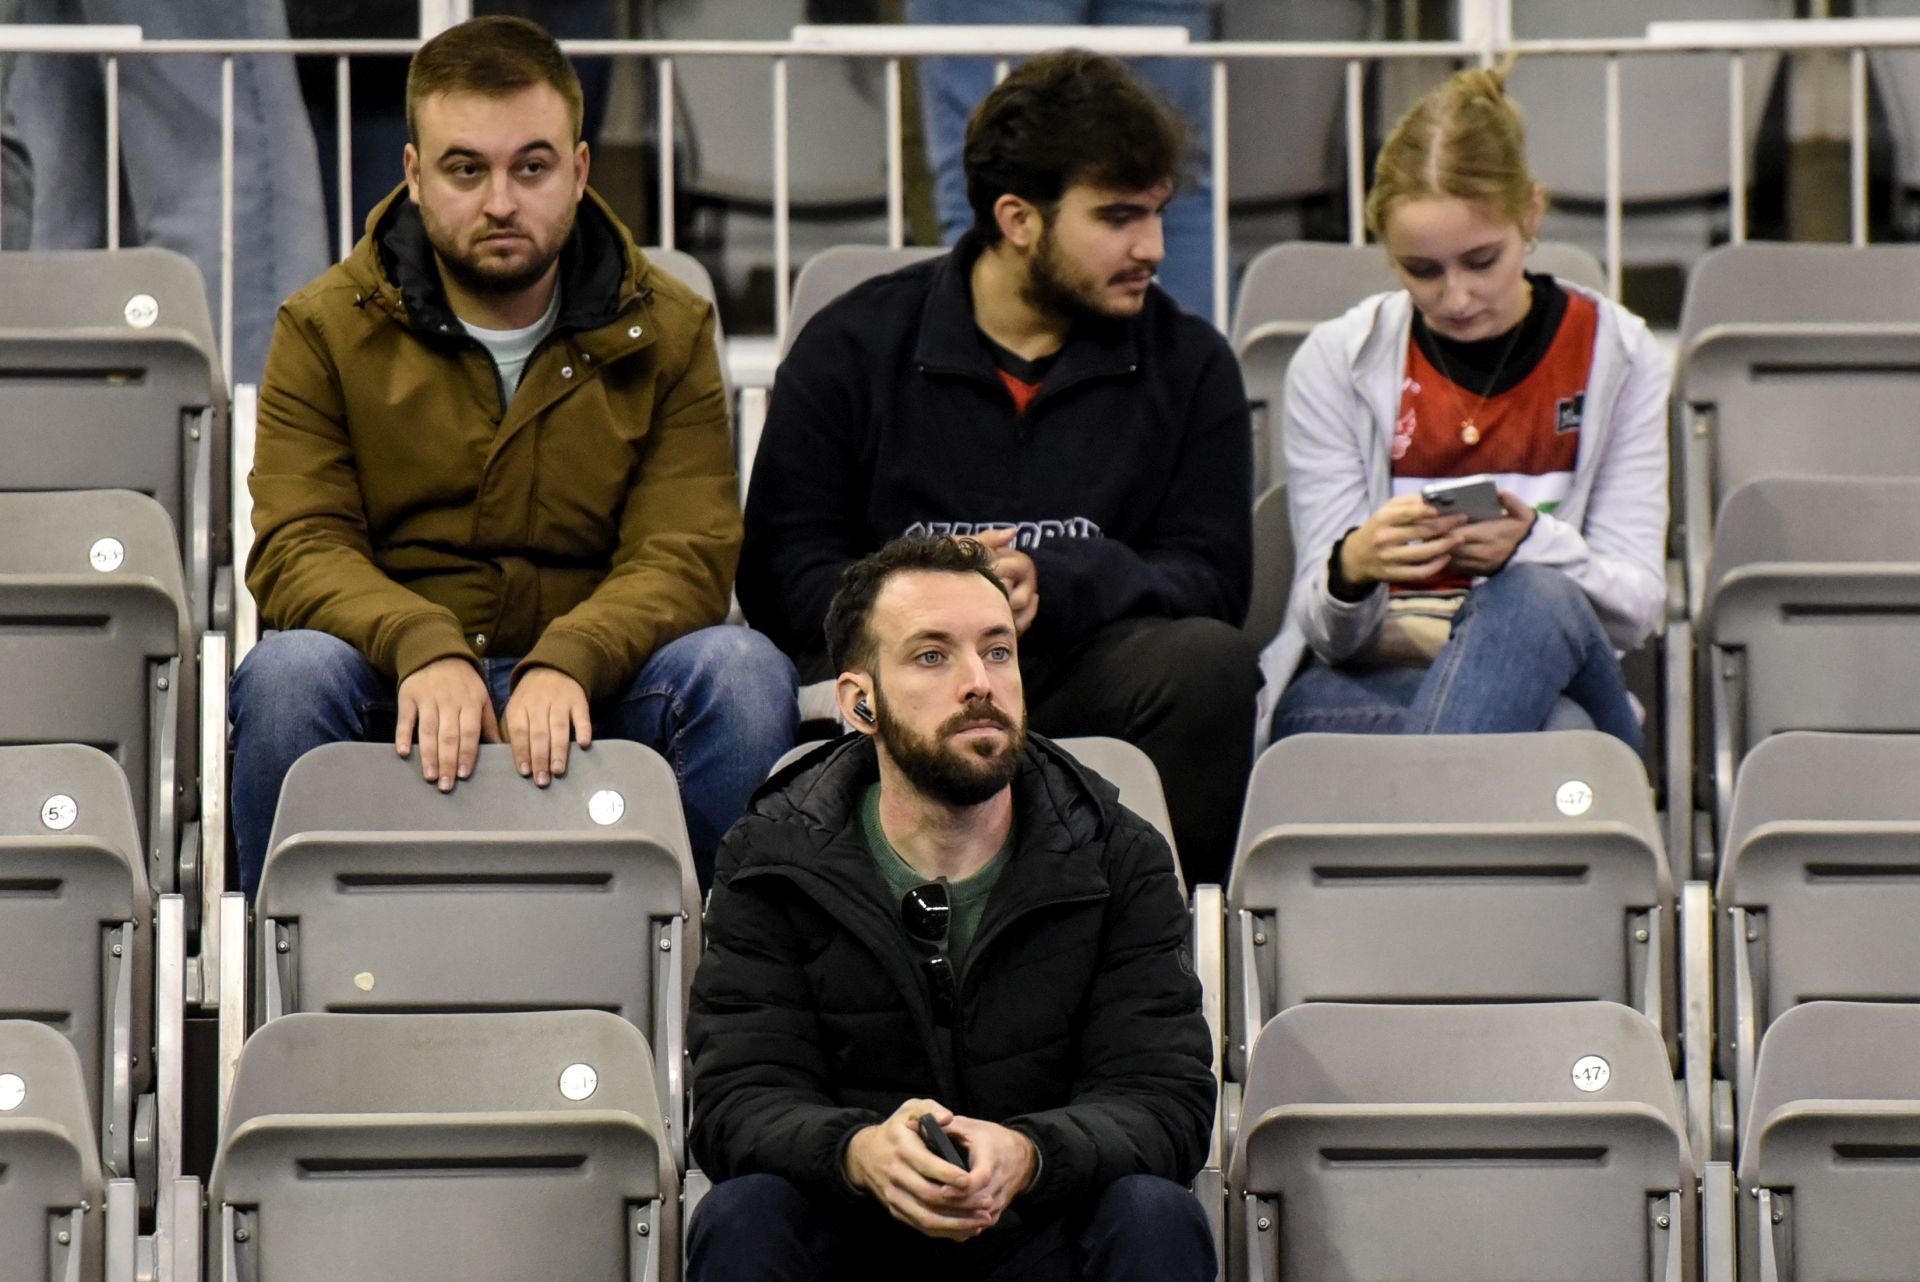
(1427, 316, 1527, 448)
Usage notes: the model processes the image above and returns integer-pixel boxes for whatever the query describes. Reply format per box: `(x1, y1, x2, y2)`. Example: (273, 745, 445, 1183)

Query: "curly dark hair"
(825, 536, 1010, 674)
(963, 48, 1188, 242)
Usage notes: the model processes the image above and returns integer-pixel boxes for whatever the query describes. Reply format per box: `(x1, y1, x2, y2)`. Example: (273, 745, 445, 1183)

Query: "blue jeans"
(687, 1171, 1215, 1282)
(1272, 564, 1644, 752)
(905, 0, 1219, 322)
(228, 626, 798, 897)
(6, 0, 328, 383)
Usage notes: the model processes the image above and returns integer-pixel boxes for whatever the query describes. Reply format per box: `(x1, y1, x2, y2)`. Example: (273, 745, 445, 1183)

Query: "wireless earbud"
(853, 697, 875, 725)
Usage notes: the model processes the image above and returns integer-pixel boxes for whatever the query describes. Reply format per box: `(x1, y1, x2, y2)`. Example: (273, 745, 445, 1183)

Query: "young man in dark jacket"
(687, 536, 1216, 1282)
(738, 50, 1259, 885)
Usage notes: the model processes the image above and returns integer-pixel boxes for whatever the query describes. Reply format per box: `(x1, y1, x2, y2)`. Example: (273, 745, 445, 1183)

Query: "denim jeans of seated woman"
(1271, 563, 1644, 751)
(228, 626, 798, 898)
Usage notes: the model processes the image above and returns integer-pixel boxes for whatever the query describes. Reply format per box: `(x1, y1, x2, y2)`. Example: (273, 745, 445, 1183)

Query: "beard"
(1021, 222, 1145, 323)
(421, 201, 574, 300)
(874, 690, 1027, 807)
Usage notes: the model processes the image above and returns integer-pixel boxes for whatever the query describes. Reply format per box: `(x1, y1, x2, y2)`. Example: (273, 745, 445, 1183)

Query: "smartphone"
(917, 1113, 971, 1171)
(1421, 474, 1506, 523)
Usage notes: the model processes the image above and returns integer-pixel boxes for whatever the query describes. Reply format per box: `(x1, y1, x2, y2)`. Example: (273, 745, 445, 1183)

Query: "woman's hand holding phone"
(1340, 493, 1468, 586)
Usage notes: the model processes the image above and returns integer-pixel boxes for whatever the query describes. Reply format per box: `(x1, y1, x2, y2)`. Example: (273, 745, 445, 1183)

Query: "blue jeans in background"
(228, 626, 798, 897)
(1272, 563, 1644, 751)
(904, 0, 1219, 323)
(687, 1171, 1215, 1282)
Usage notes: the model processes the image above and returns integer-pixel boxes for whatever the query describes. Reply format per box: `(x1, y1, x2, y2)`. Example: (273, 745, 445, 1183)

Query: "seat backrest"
(211, 1010, 670, 1282)
(259, 742, 698, 1157)
(1242, 482, 1293, 643)
(1738, 1002, 1920, 1282)
(1678, 242, 1920, 349)
(0, 745, 151, 1180)
(1705, 477, 1920, 755)
(0, 490, 192, 890)
(1218, 0, 1369, 206)
(1232, 1001, 1690, 1282)
(1054, 735, 1179, 865)
(1508, 0, 1785, 203)
(0, 248, 228, 631)
(0, 1020, 105, 1282)
(784, 244, 946, 356)
(1228, 733, 1672, 1078)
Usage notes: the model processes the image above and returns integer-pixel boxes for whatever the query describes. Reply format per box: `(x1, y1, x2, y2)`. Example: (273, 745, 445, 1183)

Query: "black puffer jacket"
(687, 734, 1215, 1217)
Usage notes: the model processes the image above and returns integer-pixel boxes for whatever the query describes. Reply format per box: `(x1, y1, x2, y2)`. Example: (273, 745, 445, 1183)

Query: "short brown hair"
(1365, 58, 1538, 239)
(825, 536, 1009, 674)
(963, 49, 1187, 243)
(406, 15, 584, 146)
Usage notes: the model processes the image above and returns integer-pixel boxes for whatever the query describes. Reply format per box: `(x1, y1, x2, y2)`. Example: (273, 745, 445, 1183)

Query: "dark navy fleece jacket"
(738, 234, 1254, 675)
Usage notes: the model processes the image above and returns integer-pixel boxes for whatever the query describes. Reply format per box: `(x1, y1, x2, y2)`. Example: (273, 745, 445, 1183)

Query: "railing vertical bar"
(773, 57, 792, 347)
(886, 57, 905, 249)
(221, 55, 236, 386)
(1210, 57, 1228, 329)
(106, 56, 121, 250)
(1604, 54, 1623, 301)
(336, 55, 353, 260)
(657, 57, 676, 251)
(1346, 58, 1366, 246)
(1728, 54, 1747, 244)
(1852, 45, 1869, 246)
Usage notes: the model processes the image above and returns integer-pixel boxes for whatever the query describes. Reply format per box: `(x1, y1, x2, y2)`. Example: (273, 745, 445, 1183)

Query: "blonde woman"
(1257, 62, 1668, 748)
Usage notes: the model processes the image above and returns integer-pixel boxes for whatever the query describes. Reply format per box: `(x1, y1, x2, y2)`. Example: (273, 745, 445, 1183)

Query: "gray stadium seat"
(1737, 1001, 1920, 1282)
(1716, 732, 1920, 1124)
(1053, 735, 1178, 868)
(1230, 240, 1607, 490)
(1701, 476, 1920, 823)
(782, 243, 945, 356)
(208, 1010, 675, 1282)
(0, 745, 151, 1186)
(1229, 1001, 1693, 1282)
(0, 1020, 108, 1282)
(1675, 243, 1920, 617)
(0, 490, 194, 896)
(1227, 731, 1674, 1084)
(254, 741, 699, 1161)
(1241, 482, 1293, 647)
(0, 247, 229, 632)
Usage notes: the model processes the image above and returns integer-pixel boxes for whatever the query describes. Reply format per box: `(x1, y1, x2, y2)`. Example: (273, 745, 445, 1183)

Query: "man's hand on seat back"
(396, 656, 500, 791)
(503, 667, 593, 786)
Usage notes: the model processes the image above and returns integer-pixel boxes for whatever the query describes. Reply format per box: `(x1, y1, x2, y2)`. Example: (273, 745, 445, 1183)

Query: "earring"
(1526, 236, 1539, 253)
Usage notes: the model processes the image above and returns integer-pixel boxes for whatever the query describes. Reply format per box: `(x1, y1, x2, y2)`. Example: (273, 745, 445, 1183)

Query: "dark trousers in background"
(686, 1172, 1215, 1282)
(1025, 614, 1262, 887)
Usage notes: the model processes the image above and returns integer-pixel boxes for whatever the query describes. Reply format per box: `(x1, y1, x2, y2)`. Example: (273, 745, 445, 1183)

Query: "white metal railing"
(10, 20, 1920, 365)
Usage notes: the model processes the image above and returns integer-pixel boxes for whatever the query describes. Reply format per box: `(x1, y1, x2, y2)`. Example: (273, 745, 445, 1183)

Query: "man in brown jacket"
(230, 15, 795, 896)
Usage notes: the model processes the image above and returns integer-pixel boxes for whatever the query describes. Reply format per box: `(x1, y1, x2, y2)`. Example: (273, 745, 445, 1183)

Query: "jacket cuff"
(518, 628, 617, 701)
(388, 614, 476, 682)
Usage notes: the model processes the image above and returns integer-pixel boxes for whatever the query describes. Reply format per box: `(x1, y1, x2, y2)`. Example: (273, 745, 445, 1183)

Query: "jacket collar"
(356, 183, 643, 347)
(911, 231, 1142, 390)
(738, 732, 1116, 914)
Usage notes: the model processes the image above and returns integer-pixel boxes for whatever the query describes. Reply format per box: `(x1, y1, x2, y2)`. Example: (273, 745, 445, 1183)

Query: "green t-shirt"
(861, 783, 1010, 965)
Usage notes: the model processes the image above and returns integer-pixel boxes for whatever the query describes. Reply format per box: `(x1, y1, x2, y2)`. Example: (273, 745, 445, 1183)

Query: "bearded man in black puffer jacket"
(686, 535, 1216, 1282)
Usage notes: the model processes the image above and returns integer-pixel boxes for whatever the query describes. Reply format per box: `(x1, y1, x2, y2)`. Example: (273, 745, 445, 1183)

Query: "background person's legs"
(1025, 615, 1260, 886)
(595, 625, 798, 890)
(228, 629, 393, 897)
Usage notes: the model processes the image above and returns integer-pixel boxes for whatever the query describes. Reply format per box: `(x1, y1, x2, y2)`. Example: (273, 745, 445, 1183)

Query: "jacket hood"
(345, 182, 648, 342)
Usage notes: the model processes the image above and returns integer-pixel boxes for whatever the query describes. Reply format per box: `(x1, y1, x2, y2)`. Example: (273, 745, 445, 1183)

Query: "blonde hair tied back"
(1365, 53, 1539, 239)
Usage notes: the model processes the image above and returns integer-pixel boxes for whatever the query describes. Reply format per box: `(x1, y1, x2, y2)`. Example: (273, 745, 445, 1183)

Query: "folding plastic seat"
(1715, 732, 1920, 1127)
(1702, 476, 1920, 821)
(0, 247, 229, 633)
(1230, 1000, 1694, 1282)
(1736, 1001, 1920, 1282)
(782, 244, 946, 356)
(251, 741, 699, 1158)
(208, 1010, 676, 1282)
(1229, 241, 1606, 491)
(0, 745, 151, 1189)
(1227, 731, 1675, 1086)
(0, 490, 194, 896)
(0, 1020, 111, 1282)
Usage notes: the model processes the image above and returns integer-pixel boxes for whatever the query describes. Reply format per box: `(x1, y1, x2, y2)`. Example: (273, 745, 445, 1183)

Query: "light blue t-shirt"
(461, 285, 561, 406)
